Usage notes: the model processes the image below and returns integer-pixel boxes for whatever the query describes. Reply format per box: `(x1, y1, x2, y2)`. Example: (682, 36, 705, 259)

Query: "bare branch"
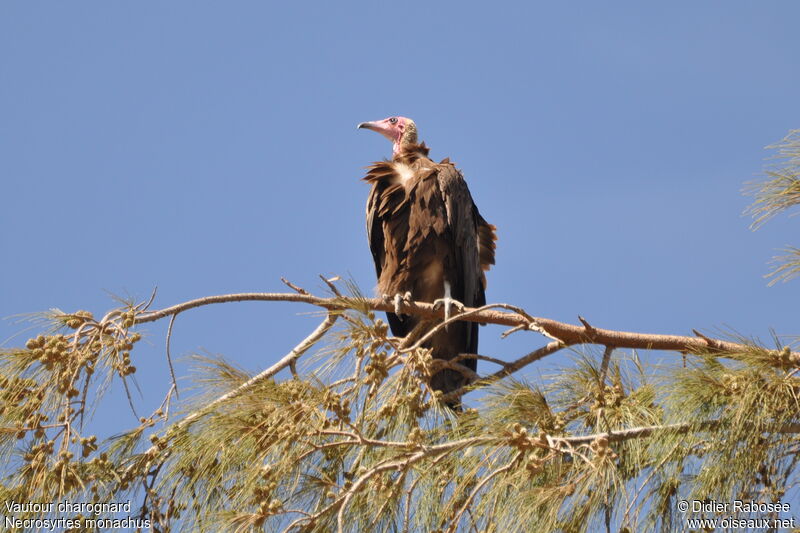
(453, 352, 511, 369)
(319, 274, 343, 297)
(552, 420, 800, 448)
(578, 315, 594, 332)
(599, 345, 614, 387)
(500, 324, 526, 338)
(280, 277, 309, 295)
(134, 291, 800, 365)
(440, 340, 567, 405)
(165, 313, 179, 398)
(134, 286, 159, 312)
(429, 358, 481, 382)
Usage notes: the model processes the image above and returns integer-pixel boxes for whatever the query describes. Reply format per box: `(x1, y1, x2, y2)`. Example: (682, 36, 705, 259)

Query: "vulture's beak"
(357, 120, 396, 143)
(357, 121, 378, 131)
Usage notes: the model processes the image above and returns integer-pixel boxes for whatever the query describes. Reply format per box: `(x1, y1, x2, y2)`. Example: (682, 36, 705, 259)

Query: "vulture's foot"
(433, 296, 465, 325)
(382, 292, 412, 315)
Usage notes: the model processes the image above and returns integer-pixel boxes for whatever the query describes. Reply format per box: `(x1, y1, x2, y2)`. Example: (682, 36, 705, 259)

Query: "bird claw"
(383, 292, 412, 315)
(433, 296, 465, 324)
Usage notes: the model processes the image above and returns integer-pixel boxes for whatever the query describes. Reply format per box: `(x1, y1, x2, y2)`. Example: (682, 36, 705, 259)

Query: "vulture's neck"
(392, 142, 430, 163)
(392, 126, 420, 157)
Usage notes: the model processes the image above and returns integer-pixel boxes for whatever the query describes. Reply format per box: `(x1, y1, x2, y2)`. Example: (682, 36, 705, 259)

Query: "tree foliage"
(1, 289, 799, 532)
(746, 128, 800, 284)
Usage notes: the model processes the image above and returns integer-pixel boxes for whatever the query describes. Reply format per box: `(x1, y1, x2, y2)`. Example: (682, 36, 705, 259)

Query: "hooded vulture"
(357, 116, 496, 407)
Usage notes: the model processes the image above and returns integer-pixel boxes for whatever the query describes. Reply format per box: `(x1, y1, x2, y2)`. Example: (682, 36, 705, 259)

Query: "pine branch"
(135, 290, 800, 366)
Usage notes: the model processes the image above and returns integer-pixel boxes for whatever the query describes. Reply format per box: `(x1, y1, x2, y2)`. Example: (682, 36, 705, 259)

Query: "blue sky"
(2, 2, 799, 421)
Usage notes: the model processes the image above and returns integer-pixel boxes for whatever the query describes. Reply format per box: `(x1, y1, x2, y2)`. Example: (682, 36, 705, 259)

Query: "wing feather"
(365, 163, 410, 337)
(435, 162, 492, 358)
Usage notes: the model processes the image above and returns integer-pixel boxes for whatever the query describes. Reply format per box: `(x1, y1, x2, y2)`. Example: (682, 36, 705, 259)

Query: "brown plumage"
(359, 117, 496, 407)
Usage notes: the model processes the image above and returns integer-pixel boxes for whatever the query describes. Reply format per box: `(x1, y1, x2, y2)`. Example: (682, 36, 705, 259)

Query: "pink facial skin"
(357, 116, 411, 154)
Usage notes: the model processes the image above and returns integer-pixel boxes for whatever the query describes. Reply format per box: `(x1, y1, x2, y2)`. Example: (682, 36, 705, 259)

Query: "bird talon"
(433, 297, 465, 324)
(385, 292, 412, 315)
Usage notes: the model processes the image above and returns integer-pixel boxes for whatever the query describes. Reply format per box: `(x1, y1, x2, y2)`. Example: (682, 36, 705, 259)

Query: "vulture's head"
(357, 116, 418, 153)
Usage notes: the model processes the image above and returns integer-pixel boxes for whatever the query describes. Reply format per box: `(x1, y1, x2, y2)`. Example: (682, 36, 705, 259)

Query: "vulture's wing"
(436, 163, 487, 357)
(365, 184, 384, 281)
(365, 172, 410, 337)
(477, 214, 497, 289)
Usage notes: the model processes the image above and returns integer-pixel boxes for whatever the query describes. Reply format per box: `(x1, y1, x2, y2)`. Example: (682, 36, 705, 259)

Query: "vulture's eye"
(389, 117, 398, 124)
